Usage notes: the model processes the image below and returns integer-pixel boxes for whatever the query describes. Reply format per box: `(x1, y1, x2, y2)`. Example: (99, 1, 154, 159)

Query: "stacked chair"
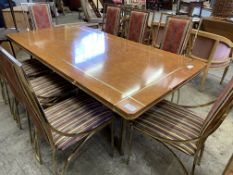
(0, 46, 115, 174)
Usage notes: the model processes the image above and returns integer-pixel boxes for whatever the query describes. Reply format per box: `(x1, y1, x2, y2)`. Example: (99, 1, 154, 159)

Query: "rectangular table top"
(8, 26, 206, 120)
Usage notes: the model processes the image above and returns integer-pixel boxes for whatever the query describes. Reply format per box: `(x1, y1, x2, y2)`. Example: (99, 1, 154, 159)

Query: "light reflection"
(122, 85, 140, 98)
(85, 63, 103, 75)
(144, 67, 164, 85)
(73, 33, 106, 64)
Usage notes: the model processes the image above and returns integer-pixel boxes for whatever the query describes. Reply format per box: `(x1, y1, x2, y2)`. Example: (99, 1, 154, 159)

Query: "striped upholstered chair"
(1, 46, 115, 174)
(0, 47, 76, 128)
(128, 76, 233, 174)
(103, 5, 121, 36)
(127, 10, 149, 43)
(187, 29, 233, 90)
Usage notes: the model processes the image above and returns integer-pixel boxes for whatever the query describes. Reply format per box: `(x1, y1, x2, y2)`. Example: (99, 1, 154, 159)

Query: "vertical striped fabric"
(134, 100, 204, 155)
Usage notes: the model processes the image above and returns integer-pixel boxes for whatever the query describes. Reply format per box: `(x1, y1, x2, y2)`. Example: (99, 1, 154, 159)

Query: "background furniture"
(2, 5, 30, 30)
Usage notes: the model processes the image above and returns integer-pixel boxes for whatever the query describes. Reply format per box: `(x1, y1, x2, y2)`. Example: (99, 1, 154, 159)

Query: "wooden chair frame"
(187, 29, 233, 90)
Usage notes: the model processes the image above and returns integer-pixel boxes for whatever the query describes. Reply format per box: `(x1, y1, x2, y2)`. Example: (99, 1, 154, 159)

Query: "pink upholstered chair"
(103, 5, 121, 35)
(187, 29, 233, 90)
(128, 74, 233, 175)
(127, 10, 149, 43)
(29, 3, 53, 30)
(160, 15, 192, 54)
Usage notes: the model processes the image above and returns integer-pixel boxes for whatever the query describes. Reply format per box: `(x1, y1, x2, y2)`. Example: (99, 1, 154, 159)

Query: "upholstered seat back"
(127, 10, 149, 43)
(104, 6, 121, 35)
(30, 4, 53, 29)
(161, 16, 192, 54)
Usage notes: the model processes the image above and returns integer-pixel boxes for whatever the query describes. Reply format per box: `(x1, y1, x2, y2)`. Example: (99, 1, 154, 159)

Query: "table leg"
(120, 118, 127, 155)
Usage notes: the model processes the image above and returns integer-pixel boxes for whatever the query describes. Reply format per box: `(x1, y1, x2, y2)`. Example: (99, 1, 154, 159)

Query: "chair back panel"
(104, 6, 121, 35)
(191, 35, 215, 60)
(190, 31, 232, 63)
(201, 77, 233, 136)
(127, 10, 148, 43)
(0, 48, 25, 103)
(30, 4, 52, 29)
(0, 47, 51, 142)
(161, 16, 192, 54)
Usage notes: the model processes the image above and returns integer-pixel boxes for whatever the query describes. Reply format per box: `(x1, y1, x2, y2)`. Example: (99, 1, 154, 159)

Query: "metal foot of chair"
(220, 65, 230, 85)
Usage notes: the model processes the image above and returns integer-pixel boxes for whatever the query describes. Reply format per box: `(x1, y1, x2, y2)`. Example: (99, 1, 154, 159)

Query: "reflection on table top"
(8, 26, 206, 120)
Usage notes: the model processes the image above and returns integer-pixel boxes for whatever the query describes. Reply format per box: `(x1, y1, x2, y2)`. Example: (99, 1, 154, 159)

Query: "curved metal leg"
(62, 133, 95, 175)
(191, 152, 199, 175)
(197, 144, 205, 166)
(220, 65, 230, 85)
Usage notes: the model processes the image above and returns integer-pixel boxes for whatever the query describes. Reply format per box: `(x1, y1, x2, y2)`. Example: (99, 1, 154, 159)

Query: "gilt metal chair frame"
(127, 78, 233, 175)
(0, 47, 115, 175)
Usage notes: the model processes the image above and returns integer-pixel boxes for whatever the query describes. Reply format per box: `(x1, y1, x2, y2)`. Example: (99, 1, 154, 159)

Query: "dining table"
(7, 25, 206, 153)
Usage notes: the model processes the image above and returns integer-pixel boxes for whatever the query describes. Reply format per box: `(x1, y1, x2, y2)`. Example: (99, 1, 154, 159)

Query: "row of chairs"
(103, 5, 233, 90)
(0, 46, 115, 174)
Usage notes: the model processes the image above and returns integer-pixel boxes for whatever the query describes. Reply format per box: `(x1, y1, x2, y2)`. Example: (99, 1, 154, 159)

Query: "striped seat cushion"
(22, 59, 50, 78)
(134, 100, 204, 155)
(29, 74, 75, 106)
(44, 94, 113, 150)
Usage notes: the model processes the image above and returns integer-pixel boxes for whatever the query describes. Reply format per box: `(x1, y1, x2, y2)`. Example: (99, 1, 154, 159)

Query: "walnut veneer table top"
(7, 26, 206, 120)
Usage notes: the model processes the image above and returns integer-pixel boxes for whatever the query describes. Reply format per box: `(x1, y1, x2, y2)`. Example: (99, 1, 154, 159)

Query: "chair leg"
(8, 40, 16, 57)
(15, 99, 22, 129)
(220, 65, 230, 85)
(199, 67, 209, 91)
(1, 80, 7, 104)
(191, 152, 199, 175)
(62, 133, 95, 175)
(52, 149, 58, 175)
(34, 128, 43, 164)
(26, 111, 34, 144)
(110, 119, 115, 157)
(197, 144, 205, 165)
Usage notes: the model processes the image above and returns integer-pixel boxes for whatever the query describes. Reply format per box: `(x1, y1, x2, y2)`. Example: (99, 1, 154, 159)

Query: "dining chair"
(128, 75, 233, 175)
(126, 9, 149, 43)
(102, 5, 121, 36)
(1, 46, 115, 175)
(0, 47, 76, 127)
(159, 15, 193, 54)
(187, 29, 233, 90)
(29, 3, 53, 29)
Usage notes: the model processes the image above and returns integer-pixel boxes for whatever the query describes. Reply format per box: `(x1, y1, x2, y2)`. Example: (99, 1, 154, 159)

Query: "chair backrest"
(29, 3, 53, 29)
(188, 29, 232, 65)
(0, 47, 25, 103)
(0, 47, 52, 144)
(160, 16, 192, 54)
(103, 5, 121, 35)
(127, 9, 149, 43)
(201, 76, 233, 138)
